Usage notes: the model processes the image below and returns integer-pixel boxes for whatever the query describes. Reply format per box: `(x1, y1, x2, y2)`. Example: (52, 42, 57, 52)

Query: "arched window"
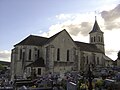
(20, 49, 22, 60)
(97, 57, 99, 65)
(67, 50, 69, 61)
(101, 37, 103, 42)
(29, 49, 31, 60)
(38, 68, 41, 75)
(37, 50, 40, 58)
(57, 48, 60, 61)
(86, 56, 88, 64)
(94, 37, 95, 42)
(93, 55, 96, 65)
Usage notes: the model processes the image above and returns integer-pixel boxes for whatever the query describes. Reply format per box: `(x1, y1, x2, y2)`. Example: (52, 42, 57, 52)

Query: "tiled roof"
(26, 57, 45, 67)
(75, 41, 103, 53)
(15, 35, 48, 46)
(89, 20, 103, 34)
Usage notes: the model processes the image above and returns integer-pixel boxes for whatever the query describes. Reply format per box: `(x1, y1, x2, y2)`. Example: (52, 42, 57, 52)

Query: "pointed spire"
(89, 16, 103, 34)
(95, 16, 97, 21)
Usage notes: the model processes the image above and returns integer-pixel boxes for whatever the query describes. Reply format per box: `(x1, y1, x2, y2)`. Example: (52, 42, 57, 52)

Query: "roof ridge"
(44, 29, 67, 45)
(29, 34, 48, 38)
(75, 41, 103, 53)
(75, 41, 96, 45)
(14, 34, 48, 46)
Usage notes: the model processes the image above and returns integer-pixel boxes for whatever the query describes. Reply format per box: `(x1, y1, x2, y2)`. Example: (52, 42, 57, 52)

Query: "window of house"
(38, 68, 41, 75)
(94, 37, 95, 42)
(67, 50, 69, 61)
(101, 37, 103, 42)
(37, 50, 40, 58)
(29, 49, 31, 60)
(34, 48, 37, 60)
(20, 49, 22, 60)
(97, 57, 99, 65)
(22, 51, 25, 69)
(86, 56, 88, 64)
(57, 48, 60, 61)
(46, 47, 49, 62)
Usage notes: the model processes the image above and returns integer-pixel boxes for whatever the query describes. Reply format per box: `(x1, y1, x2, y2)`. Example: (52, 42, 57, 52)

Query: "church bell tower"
(89, 17, 105, 53)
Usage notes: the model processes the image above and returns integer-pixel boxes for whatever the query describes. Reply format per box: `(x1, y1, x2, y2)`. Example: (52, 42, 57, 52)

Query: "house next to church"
(11, 19, 113, 80)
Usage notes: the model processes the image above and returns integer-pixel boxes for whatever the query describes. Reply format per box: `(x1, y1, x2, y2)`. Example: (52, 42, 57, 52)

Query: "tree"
(0, 64, 4, 70)
(118, 51, 120, 59)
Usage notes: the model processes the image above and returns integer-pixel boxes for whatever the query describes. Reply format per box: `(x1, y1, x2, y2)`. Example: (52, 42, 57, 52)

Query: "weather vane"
(95, 11, 99, 21)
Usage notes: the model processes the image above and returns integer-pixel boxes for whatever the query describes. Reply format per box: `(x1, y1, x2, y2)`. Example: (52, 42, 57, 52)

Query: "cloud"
(105, 49, 118, 60)
(41, 13, 104, 43)
(106, 49, 117, 55)
(56, 14, 73, 20)
(47, 13, 95, 38)
(101, 4, 120, 30)
(104, 29, 120, 60)
(101, 4, 120, 21)
(0, 50, 11, 62)
(39, 4, 120, 60)
(61, 22, 92, 36)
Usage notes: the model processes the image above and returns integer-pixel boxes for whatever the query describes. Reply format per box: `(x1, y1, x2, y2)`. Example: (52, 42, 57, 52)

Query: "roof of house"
(75, 41, 103, 53)
(15, 29, 75, 46)
(89, 20, 103, 34)
(15, 35, 48, 46)
(15, 30, 67, 46)
(15, 29, 103, 53)
(103, 55, 113, 61)
(26, 57, 45, 67)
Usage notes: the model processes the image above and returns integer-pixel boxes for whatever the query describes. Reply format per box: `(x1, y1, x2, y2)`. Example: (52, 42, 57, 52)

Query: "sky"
(0, 0, 120, 62)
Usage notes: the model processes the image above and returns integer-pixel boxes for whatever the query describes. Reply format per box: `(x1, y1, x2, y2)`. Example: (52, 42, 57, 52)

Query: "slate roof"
(26, 57, 45, 67)
(15, 29, 68, 46)
(15, 35, 48, 46)
(15, 29, 103, 53)
(75, 41, 103, 53)
(89, 20, 103, 34)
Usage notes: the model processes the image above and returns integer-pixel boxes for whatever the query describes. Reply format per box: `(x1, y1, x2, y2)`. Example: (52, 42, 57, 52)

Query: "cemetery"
(1, 65, 120, 90)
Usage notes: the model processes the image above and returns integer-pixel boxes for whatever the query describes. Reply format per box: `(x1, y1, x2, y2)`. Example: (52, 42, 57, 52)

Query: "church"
(11, 19, 113, 80)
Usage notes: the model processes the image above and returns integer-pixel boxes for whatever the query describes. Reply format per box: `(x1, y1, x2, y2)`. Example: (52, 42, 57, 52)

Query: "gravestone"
(67, 82, 77, 90)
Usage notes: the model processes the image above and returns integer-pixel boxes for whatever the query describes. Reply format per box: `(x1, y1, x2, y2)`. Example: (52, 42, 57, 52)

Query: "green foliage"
(80, 83, 88, 90)
(0, 64, 4, 70)
(95, 79, 104, 88)
(61, 79, 67, 90)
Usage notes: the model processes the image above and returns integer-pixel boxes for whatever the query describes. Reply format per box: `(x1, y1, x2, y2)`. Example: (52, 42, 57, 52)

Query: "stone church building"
(11, 19, 113, 80)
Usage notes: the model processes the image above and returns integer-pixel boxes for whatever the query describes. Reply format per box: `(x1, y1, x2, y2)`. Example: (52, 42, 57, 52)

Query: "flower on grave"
(95, 79, 104, 88)
(80, 83, 88, 90)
